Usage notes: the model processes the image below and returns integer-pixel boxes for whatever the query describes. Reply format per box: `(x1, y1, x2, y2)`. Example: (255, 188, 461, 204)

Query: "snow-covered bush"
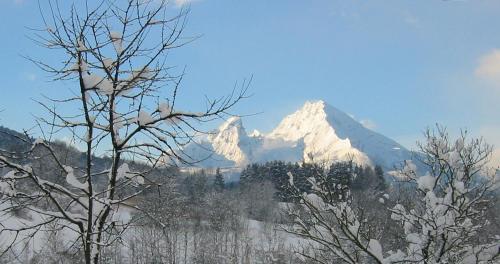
(285, 127, 499, 264)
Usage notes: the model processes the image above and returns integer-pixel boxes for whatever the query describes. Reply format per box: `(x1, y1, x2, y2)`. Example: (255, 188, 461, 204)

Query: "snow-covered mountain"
(180, 100, 412, 170)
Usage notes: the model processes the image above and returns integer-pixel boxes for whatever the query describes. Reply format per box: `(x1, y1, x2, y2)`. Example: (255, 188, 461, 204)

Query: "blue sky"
(0, 0, 499, 164)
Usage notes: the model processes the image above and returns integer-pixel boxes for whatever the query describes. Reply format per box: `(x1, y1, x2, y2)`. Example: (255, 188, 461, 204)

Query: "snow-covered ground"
(0, 203, 305, 263)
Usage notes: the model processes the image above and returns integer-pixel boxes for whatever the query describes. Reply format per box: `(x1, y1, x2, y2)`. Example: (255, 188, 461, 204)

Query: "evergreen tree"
(373, 165, 387, 191)
(351, 164, 367, 190)
(327, 161, 354, 201)
(183, 171, 209, 227)
(328, 161, 353, 187)
(239, 160, 382, 201)
(214, 167, 225, 191)
(351, 164, 387, 192)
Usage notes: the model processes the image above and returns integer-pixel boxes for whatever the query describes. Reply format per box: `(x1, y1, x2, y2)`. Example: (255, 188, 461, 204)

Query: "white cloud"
(475, 49, 500, 85)
(360, 119, 377, 130)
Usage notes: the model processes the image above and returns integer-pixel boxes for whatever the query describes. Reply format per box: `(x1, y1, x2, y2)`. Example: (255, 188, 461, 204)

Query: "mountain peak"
(182, 100, 412, 170)
(269, 100, 370, 164)
(218, 116, 243, 132)
(304, 99, 326, 106)
(209, 116, 249, 165)
(298, 100, 327, 115)
(268, 100, 349, 141)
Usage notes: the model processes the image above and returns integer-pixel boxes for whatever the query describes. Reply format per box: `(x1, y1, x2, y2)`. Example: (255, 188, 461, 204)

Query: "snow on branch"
(284, 126, 499, 264)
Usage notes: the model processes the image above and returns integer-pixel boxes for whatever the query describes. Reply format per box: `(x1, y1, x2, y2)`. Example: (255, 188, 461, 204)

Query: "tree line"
(240, 160, 387, 202)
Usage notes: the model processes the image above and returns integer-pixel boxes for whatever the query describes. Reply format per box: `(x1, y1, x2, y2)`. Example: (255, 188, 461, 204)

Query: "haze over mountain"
(181, 100, 413, 170)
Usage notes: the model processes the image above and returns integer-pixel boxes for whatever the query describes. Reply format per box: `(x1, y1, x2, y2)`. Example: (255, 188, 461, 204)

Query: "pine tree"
(327, 161, 353, 201)
(373, 165, 386, 191)
(214, 167, 225, 191)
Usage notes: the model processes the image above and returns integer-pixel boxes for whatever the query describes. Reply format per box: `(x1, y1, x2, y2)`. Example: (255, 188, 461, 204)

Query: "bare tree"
(0, 1, 247, 263)
(284, 126, 499, 264)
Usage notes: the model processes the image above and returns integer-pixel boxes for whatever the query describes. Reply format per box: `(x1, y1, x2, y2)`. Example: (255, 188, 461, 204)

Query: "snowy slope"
(207, 116, 250, 165)
(269, 101, 412, 168)
(180, 100, 412, 170)
(268, 101, 371, 165)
